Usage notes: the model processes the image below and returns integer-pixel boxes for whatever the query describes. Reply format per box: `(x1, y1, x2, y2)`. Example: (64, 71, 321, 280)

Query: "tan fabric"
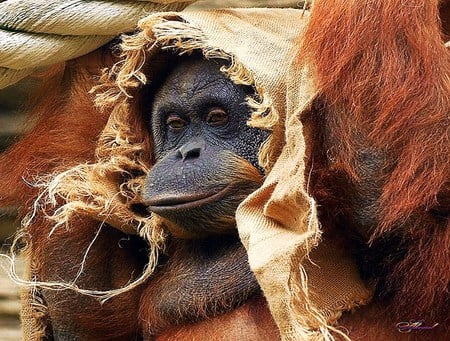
(0, 0, 194, 89)
(20, 259, 48, 341)
(236, 54, 373, 339)
(18, 8, 372, 340)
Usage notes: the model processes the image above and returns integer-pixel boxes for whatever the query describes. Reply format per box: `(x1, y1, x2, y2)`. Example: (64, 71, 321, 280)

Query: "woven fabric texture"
(25, 9, 372, 340)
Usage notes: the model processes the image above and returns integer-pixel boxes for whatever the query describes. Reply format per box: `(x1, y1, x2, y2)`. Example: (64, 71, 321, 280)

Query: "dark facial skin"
(143, 57, 268, 237)
(138, 57, 268, 334)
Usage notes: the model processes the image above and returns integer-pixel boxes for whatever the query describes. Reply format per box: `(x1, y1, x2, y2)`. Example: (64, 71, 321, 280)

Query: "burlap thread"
(4, 8, 373, 340)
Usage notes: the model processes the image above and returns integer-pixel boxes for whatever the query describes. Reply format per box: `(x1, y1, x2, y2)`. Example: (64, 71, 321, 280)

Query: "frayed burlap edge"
(0, 10, 371, 341)
(2, 96, 167, 302)
(4, 13, 283, 304)
(0, 10, 362, 341)
(95, 13, 284, 172)
(0, 231, 48, 340)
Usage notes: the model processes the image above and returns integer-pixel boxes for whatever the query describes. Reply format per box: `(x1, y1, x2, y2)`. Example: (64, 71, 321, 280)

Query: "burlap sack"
(18, 8, 372, 340)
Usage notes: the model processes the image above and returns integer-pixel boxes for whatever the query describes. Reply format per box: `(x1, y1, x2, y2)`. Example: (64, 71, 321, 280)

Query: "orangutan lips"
(145, 185, 232, 212)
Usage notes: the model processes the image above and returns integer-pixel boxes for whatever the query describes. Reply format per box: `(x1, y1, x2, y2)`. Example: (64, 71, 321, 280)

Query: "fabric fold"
(16, 8, 373, 340)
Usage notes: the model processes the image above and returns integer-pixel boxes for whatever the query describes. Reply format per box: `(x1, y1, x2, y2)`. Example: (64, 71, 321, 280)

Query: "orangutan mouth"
(145, 185, 232, 212)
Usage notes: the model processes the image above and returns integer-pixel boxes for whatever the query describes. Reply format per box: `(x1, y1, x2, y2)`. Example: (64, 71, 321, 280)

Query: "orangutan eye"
(206, 108, 229, 126)
(166, 115, 188, 132)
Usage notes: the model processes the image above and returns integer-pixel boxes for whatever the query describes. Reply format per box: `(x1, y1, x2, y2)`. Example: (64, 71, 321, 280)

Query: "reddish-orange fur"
(157, 299, 446, 341)
(299, 0, 449, 329)
(300, 0, 449, 230)
(0, 49, 145, 339)
(0, 48, 269, 340)
(155, 295, 279, 341)
(1, 2, 449, 338)
(0, 52, 111, 207)
(29, 216, 144, 340)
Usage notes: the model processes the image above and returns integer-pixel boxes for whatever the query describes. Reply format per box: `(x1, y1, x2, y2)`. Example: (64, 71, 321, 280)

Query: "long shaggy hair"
(0, 57, 110, 208)
(300, 0, 449, 322)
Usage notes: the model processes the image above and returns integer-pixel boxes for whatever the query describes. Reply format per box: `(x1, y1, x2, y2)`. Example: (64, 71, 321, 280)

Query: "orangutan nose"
(177, 138, 205, 161)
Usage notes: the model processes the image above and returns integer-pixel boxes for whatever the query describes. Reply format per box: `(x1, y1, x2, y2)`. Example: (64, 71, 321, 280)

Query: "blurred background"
(0, 1, 300, 339)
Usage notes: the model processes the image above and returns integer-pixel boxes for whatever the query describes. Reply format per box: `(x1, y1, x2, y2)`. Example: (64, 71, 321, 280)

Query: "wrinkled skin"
(3, 53, 270, 340)
(139, 57, 269, 336)
(144, 57, 267, 236)
(3, 2, 449, 338)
